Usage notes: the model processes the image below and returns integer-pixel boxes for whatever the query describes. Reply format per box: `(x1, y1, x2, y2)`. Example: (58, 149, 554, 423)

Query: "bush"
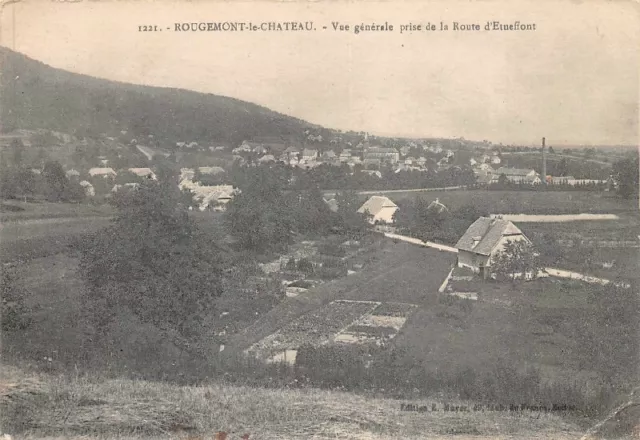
(284, 258, 297, 271)
(318, 242, 346, 257)
(297, 258, 314, 274)
(1, 267, 33, 332)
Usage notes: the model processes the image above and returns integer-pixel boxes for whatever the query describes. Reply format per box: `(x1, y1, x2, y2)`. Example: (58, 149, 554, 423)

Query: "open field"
(2, 254, 89, 367)
(0, 200, 114, 222)
(429, 277, 639, 386)
(0, 363, 590, 440)
(361, 190, 637, 214)
(0, 217, 112, 262)
(519, 218, 640, 282)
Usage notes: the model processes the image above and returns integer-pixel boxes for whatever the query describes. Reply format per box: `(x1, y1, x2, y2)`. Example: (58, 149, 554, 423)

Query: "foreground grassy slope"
(0, 364, 587, 440)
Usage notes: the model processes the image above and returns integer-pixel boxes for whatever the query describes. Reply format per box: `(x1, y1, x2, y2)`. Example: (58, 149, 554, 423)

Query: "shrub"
(318, 242, 346, 257)
(297, 258, 314, 274)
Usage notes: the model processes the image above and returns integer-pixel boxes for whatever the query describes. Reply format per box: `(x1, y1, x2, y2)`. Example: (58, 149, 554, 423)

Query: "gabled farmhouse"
(357, 195, 398, 224)
(455, 217, 531, 278)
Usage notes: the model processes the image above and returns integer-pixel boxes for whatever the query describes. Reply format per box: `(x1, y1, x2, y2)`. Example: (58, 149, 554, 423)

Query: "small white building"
(357, 195, 398, 224)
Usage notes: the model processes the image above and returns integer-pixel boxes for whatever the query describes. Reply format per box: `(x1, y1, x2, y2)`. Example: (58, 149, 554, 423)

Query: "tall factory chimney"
(542, 137, 547, 186)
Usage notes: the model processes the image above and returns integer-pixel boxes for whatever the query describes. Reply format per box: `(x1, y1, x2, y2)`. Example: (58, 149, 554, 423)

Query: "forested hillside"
(0, 47, 315, 146)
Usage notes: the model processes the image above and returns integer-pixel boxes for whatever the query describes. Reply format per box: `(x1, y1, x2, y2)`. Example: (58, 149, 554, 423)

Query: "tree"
(613, 156, 639, 199)
(289, 187, 336, 235)
(557, 158, 569, 177)
(42, 161, 69, 201)
(79, 170, 223, 351)
(0, 266, 33, 332)
(492, 240, 543, 283)
(335, 190, 369, 239)
(224, 167, 294, 252)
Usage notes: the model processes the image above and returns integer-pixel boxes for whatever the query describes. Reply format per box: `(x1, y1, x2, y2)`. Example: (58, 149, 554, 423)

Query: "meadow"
(354, 190, 637, 214)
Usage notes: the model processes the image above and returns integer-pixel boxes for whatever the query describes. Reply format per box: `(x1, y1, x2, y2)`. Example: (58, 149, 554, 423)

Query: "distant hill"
(0, 47, 316, 147)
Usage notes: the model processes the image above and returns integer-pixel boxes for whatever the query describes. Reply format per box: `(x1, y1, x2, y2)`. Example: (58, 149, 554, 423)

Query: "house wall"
(457, 250, 490, 273)
(372, 206, 398, 224)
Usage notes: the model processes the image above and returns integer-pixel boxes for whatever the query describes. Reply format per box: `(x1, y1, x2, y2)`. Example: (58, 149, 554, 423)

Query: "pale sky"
(1, 0, 639, 146)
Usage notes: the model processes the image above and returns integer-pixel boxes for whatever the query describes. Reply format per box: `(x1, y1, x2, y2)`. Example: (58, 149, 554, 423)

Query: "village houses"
(495, 167, 541, 184)
(363, 147, 400, 164)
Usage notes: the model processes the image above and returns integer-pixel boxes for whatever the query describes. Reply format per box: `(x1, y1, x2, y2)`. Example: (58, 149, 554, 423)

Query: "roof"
(258, 154, 276, 162)
(324, 198, 339, 212)
(128, 168, 155, 178)
(284, 146, 300, 153)
(198, 166, 226, 175)
(191, 185, 236, 208)
(455, 217, 525, 256)
(495, 167, 536, 177)
(302, 148, 318, 156)
(89, 167, 117, 176)
(357, 196, 398, 216)
(366, 147, 398, 154)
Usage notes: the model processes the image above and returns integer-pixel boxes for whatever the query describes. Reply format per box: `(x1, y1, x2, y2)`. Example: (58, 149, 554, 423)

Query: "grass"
(426, 277, 639, 387)
(378, 190, 637, 214)
(2, 254, 89, 367)
(0, 363, 587, 440)
(0, 200, 114, 222)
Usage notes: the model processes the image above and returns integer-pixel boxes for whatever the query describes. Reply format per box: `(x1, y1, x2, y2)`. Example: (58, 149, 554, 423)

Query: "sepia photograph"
(0, 0, 638, 439)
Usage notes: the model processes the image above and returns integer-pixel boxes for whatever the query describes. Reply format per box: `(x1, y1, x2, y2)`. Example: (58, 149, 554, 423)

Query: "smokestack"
(542, 137, 547, 186)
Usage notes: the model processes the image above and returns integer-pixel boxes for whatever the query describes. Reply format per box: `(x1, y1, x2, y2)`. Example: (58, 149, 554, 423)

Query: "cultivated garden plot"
(246, 300, 380, 361)
(334, 302, 418, 345)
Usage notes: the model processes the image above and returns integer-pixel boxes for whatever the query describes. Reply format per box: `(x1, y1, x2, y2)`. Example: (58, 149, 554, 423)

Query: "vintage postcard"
(0, 0, 638, 439)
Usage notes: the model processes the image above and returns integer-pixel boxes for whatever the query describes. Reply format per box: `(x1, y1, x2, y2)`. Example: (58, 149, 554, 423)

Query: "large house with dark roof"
(455, 217, 530, 277)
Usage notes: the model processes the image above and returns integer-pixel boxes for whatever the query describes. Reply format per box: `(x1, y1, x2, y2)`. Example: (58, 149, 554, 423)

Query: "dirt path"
(323, 185, 465, 197)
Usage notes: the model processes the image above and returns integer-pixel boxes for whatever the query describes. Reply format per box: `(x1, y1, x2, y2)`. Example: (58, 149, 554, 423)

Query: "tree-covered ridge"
(0, 47, 314, 146)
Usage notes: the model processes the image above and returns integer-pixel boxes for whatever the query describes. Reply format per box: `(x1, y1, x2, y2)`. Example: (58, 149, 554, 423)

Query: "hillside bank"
(0, 364, 586, 440)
